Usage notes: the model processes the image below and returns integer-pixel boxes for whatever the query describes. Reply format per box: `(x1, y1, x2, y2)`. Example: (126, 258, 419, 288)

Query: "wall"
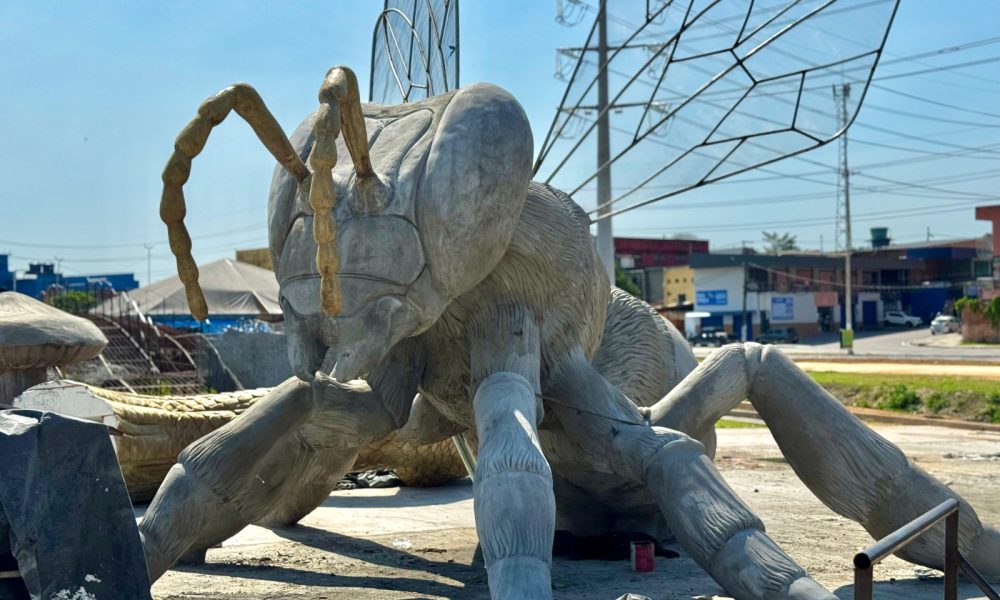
(756, 292, 819, 324)
(694, 269, 828, 337)
(0, 265, 138, 299)
(614, 237, 708, 269)
(901, 288, 949, 323)
(637, 267, 665, 305)
(663, 266, 695, 306)
(0, 254, 10, 291)
(960, 308, 1000, 343)
(202, 331, 293, 389)
(693, 267, 744, 313)
(235, 248, 273, 271)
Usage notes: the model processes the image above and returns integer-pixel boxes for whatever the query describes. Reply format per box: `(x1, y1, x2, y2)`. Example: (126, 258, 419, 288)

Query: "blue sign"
(696, 289, 728, 306)
(771, 296, 794, 320)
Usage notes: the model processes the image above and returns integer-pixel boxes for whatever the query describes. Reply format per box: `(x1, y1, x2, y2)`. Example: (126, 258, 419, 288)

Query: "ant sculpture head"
(162, 67, 532, 382)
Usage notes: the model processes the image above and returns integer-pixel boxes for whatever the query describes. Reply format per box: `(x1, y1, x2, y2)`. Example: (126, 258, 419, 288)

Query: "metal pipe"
(451, 433, 477, 480)
(944, 509, 958, 600)
(853, 498, 958, 570)
(853, 564, 873, 600)
(959, 555, 1000, 600)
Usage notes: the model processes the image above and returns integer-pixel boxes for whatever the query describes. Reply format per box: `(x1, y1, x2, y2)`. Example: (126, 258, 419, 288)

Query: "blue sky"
(1, 1, 998, 285)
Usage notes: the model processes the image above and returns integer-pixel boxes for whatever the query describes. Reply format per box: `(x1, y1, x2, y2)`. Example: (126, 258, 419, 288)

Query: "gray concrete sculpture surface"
(140, 67, 1000, 599)
(14, 382, 467, 501)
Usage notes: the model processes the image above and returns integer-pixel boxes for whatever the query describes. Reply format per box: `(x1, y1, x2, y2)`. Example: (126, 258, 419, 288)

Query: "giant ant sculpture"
(141, 66, 999, 599)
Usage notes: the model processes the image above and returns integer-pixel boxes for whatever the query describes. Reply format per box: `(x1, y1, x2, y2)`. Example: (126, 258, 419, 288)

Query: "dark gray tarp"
(97, 258, 281, 318)
(0, 410, 151, 600)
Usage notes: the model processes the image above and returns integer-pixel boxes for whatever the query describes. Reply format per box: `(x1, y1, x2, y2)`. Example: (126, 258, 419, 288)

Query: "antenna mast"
(834, 82, 854, 352)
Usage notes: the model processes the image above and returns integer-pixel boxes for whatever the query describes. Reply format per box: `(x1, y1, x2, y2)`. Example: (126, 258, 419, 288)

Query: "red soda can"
(630, 541, 655, 572)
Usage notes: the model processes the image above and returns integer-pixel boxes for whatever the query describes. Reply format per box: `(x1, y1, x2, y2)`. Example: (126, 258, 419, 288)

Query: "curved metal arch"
(370, 8, 434, 103)
(534, 0, 901, 222)
(369, 0, 460, 104)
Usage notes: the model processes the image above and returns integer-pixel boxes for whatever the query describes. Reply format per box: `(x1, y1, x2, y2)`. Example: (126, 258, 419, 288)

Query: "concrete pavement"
(151, 424, 1000, 599)
(693, 328, 1000, 363)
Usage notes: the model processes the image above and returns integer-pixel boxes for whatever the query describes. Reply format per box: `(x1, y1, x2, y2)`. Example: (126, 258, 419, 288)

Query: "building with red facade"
(614, 237, 709, 269)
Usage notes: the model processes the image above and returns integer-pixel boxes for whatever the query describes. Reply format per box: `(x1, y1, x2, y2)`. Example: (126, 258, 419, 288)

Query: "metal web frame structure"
(535, 0, 900, 223)
(369, 0, 460, 104)
(535, 0, 899, 289)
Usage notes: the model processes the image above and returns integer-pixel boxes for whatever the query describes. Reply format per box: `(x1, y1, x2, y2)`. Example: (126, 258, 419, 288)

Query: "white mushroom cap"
(0, 292, 108, 369)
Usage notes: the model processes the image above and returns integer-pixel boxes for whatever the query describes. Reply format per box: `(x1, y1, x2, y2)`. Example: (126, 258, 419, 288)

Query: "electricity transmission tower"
(833, 81, 854, 350)
(833, 82, 852, 254)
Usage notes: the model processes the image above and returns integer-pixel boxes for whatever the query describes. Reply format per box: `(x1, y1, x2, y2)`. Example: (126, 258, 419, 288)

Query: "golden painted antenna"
(307, 66, 381, 317)
(160, 83, 309, 321)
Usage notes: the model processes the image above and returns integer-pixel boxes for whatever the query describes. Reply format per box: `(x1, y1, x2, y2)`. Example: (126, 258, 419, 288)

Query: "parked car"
(884, 310, 923, 327)
(689, 328, 736, 347)
(756, 327, 799, 344)
(929, 315, 960, 335)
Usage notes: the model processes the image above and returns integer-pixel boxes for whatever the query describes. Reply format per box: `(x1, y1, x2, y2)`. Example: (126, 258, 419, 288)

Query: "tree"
(761, 231, 799, 255)
(46, 290, 96, 315)
(615, 265, 642, 297)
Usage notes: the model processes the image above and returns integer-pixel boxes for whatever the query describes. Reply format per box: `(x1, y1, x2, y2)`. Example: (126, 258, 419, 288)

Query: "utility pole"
(557, 3, 675, 284)
(143, 244, 154, 287)
(595, 0, 614, 284)
(834, 83, 854, 353)
(741, 259, 749, 342)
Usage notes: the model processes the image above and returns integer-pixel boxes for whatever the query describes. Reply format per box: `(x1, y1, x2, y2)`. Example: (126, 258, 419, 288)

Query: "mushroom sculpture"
(0, 292, 107, 405)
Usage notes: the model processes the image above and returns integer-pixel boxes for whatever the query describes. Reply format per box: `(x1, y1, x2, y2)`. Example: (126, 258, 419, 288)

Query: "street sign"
(771, 296, 794, 321)
(696, 290, 728, 307)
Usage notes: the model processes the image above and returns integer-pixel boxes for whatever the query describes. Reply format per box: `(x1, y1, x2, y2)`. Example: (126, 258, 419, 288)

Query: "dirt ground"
(151, 424, 1000, 600)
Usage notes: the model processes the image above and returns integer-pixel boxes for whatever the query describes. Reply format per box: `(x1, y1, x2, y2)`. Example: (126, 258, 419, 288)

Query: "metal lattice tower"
(833, 82, 851, 252)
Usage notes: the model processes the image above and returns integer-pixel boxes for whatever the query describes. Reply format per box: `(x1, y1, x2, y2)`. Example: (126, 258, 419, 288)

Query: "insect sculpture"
(140, 63, 999, 599)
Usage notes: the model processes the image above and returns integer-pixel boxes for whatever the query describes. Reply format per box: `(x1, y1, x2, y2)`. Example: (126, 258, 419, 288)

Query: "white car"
(930, 315, 960, 335)
(884, 310, 923, 327)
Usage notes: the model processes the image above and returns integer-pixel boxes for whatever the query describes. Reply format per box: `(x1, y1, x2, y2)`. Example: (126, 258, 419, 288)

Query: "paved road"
(693, 328, 1000, 363)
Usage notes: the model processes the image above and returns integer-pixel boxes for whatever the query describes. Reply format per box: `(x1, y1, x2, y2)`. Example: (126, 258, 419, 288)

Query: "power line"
(850, 137, 1000, 158)
(0, 223, 265, 250)
(598, 166, 1000, 211)
(617, 198, 987, 234)
(854, 121, 1000, 156)
(873, 54, 1000, 83)
(547, 45, 1000, 216)
(745, 261, 963, 292)
(703, 141, 1000, 186)
(861, 102, 1000, 128)
(869, 83, 1000, 120)
(576, 112, 998, 215)
(852, 170, 1000, 200)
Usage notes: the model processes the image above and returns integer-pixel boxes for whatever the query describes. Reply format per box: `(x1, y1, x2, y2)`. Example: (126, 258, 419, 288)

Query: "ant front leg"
(648, 342, 1000, 576)
(140, 342, 421, 582)
(548, 353, 833, 600)
(468, 305, 554, 600)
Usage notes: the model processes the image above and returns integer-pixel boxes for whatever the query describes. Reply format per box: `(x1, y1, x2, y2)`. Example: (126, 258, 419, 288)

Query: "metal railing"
(38, 284, 207, 395)
(195, 334, 245, 393)
(854, 498, 999, 600)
